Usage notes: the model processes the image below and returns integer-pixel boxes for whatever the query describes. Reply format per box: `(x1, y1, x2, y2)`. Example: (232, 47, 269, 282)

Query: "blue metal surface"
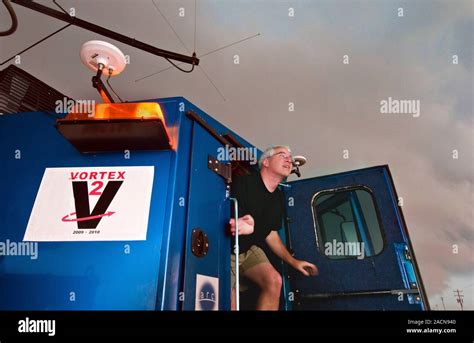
(0, 96, 255, 310)
(285, 165, 425, 310)
(147, 98, 193, 310)
(0, 111, 173, 310)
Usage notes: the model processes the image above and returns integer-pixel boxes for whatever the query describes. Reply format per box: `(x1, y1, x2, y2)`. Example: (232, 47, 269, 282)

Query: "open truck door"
(181, 113, 231, 311)
(180, 112, 255, 310)
(284, 166, 429, 310)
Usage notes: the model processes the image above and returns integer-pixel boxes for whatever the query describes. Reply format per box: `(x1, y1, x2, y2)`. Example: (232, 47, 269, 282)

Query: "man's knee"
(263, 270, 282, 294)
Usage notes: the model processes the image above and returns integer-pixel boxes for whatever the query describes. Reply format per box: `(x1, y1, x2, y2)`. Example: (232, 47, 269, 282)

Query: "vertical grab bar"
(229, 197, 240, 311)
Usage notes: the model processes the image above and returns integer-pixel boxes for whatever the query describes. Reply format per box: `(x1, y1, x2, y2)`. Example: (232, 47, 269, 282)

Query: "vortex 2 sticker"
(23, 166, 154, 241)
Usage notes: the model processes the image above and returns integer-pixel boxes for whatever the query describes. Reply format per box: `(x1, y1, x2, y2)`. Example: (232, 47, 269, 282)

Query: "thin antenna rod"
(198, 66, 226, 101)
(151, 1, 189, 54)
(52, 0, 68, 15)
(194, 0, 197, 52)
(135, 33, 261, 82)
(0, 23, 72, 66)
(200, 33, 261, 58)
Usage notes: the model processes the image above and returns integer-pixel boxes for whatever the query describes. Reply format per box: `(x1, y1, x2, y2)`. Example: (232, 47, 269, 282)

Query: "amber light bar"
(64, 102, 166, 121)
(56, 102, 172, 153)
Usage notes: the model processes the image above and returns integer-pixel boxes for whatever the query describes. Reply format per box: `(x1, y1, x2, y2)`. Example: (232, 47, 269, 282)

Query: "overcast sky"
(1, 0, 472, 309)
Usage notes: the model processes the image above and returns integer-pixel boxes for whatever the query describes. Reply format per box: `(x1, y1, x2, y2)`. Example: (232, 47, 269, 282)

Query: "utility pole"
(453, 290, 464, 311)
(440, 296, 446, 310)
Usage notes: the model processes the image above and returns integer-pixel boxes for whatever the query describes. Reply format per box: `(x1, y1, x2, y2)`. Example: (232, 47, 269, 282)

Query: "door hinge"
(208, 154, 232, 183)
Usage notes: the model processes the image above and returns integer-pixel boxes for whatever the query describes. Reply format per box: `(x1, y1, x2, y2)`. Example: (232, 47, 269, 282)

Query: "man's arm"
(265, 231, 319, 276)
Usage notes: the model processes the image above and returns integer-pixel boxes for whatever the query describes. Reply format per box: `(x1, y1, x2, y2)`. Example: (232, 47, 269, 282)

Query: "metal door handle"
(229, 197, 240, 311)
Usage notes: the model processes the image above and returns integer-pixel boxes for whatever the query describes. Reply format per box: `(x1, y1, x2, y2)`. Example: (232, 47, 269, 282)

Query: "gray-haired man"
(229, 145, 318, 310)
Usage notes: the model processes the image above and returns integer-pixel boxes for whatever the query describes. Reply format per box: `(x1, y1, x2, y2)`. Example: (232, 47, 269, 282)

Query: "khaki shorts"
(231, 245, 270, 292)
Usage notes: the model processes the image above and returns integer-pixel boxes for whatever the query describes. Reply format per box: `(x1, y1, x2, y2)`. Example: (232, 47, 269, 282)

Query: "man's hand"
(265, 231, 319, 277)
(229, 214, 254, 236)
(292, 260, 319, 276)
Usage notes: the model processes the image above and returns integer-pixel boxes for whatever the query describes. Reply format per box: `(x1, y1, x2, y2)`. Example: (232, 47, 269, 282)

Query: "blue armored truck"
(0, 73, 428, 311)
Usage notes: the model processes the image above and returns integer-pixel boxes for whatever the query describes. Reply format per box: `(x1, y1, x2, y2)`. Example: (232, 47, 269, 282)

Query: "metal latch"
(404, 246, 412, 261)
(208, 154, 232, 183)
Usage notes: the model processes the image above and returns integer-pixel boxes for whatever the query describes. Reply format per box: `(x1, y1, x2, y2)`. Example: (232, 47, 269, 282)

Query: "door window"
(311, 187, 384, 259)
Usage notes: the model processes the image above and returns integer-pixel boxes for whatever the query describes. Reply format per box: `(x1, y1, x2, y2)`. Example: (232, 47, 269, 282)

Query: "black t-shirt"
(231, 171, 284, 254)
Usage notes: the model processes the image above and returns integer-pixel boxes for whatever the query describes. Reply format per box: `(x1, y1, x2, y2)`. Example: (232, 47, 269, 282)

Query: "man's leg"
(243, 262, 282, 310)
(231, 288, 236, 311)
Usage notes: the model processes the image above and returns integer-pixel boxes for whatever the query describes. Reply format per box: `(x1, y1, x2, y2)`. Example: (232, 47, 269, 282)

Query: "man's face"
(264, 148, 293, 178)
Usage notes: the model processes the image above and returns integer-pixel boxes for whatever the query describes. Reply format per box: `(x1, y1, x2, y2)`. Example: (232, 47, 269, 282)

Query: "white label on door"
(195, 274, 219, 311)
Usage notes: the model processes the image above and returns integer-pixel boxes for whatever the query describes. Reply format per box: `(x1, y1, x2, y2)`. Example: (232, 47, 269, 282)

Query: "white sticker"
(23, 166, 154, 241)
(195, 274, 219, 311)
